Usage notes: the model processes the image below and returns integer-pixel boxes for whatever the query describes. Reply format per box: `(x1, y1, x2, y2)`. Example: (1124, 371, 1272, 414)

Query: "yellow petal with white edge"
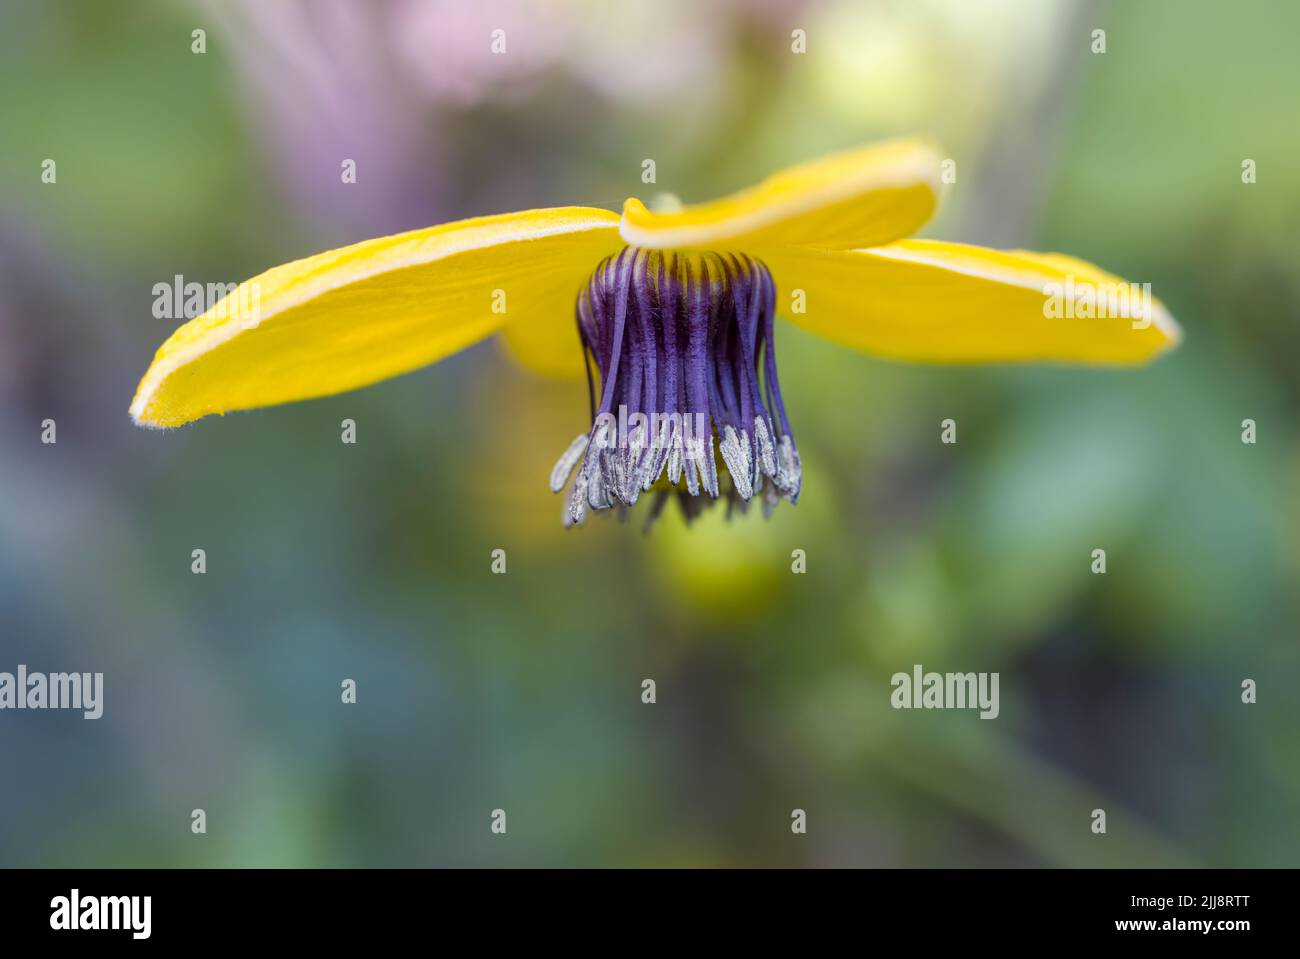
(619, 138, 941, 251)
(130, 207, 623, 427)
(762, 239, 1180, 365)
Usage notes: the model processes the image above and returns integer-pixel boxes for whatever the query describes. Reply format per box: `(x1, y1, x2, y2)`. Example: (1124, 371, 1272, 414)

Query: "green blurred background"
(1, 0, 1297, 867)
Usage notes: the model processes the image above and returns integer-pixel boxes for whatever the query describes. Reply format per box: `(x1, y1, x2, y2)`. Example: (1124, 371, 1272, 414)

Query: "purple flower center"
(550, 247, 801, 529)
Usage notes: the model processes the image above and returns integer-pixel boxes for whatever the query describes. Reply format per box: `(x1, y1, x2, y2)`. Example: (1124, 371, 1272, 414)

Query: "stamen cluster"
(550, 247, 801, 529)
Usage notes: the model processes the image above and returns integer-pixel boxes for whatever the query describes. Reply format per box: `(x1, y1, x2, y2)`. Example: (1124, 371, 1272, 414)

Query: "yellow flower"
(130, 139, 1179, 528)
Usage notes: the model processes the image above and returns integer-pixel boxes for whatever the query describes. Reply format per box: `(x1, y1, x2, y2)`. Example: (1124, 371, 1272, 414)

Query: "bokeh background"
(1, 0, 1297, 867)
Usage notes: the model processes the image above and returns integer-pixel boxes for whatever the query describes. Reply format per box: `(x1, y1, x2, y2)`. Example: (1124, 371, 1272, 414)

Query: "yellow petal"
(130, 207, 622, 427)
(619, 138, 941, 251)
(499, 294, 587, 379)
(762, 239, 1181, 365)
